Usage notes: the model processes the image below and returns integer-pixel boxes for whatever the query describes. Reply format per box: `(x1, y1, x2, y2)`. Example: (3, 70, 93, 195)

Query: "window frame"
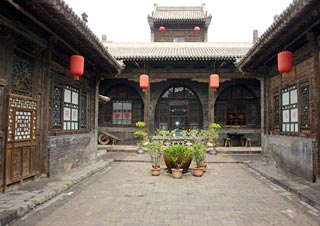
(281, 85, 298, 133)
(100, 85, 143, 126)
(52, 80, 89, 133)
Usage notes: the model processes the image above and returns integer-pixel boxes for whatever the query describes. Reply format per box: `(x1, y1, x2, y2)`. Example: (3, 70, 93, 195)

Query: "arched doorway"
(215, 85, 260, 127)
(155, 86, 203, 131)
(99, 85, 143, 126)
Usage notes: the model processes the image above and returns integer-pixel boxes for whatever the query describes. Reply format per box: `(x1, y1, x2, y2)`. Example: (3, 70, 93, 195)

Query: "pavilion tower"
(148, 4, 212, 42)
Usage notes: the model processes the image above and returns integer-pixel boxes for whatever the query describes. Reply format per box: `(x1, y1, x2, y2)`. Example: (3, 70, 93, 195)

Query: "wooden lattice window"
(81, 94, 87, 128)
(12, 51, 33, 96)
(156, 86, 202, 130)
(53, 86, 63, 127)
(300, 84, 310, 129)
(63, 86, 79, 130)
(273, 94, 280, 129)
(101, 85, 143, 125)
(215, 85, 258, 127)
(281, 85, 298, 132)
(112, 100, 132, 125)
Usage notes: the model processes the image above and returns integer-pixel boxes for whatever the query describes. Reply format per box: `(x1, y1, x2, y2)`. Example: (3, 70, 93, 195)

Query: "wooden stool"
(243, 138, 252, 147)
(223, 137, 231, 147)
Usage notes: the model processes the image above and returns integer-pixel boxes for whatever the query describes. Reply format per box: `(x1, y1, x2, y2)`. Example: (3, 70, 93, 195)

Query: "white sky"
(64, 0, 293, 43)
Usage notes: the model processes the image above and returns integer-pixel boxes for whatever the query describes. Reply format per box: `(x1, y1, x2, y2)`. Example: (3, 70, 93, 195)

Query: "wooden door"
(4, 93, 38, 189)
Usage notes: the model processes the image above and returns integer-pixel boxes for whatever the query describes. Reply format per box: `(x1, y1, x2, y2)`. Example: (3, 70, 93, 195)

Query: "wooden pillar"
(308, 32, 320, 182)
(208, 86, 215, 126)
(144, 88, 150, 134)
(260, 78, 265, 134)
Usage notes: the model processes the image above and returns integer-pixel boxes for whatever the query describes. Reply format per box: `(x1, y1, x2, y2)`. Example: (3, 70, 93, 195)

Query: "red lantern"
(159, 26, 165, 32)
(70, 55, 84, 80)
(210, 74, 219, 89)
(278, 51, 293, 76)
(194, 26, 200, 33)
(140, 74, 149, 90)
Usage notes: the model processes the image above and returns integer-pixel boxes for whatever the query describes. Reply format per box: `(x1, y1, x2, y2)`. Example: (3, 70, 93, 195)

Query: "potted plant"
(192, 143, 206, 177)
(146, 141, 163, 176)
(134, 121, 148, 154)
(206, 123, 221, 155)
(164, 145, 192, 179)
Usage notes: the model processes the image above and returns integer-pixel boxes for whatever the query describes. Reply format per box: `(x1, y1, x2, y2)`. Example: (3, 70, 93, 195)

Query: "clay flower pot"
(171, 168, 183, 179)
(163, 153, 192, 173)
(151, 165, 161, 176)
(200, 162, 207, 172)
(192, 167, 203, 177)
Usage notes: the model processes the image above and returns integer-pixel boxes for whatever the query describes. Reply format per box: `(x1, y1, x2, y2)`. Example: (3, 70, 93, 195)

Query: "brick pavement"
(0, 151, 319, 226)
(11, 161, 320, 226)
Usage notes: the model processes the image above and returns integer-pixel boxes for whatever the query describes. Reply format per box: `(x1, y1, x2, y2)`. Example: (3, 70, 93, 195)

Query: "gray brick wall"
(48, 132, 97, 176)
(262, 135, 315, 181)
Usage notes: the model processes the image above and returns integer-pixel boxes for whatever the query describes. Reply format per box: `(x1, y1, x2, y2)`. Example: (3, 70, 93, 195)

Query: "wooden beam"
(0, 15, 46, 48)
(4, 0, 80, 54)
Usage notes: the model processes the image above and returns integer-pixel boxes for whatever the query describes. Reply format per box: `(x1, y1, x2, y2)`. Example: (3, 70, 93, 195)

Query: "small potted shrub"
(146, 141, 163, 176)
(192, 143, 206, 177)
(134, 121, 148, 154)
(164, 145, 192, 179)
(207, 123, 221, 155)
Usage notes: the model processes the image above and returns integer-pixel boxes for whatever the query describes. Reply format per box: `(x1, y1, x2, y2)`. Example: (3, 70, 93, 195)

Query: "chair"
(223, 137, 231, 147)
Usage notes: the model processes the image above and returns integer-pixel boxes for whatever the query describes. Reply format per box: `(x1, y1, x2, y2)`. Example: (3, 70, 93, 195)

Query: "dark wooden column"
(144, 88, 150, 134)
(308, 32, 320, 182)
(208, 86, 215, 126)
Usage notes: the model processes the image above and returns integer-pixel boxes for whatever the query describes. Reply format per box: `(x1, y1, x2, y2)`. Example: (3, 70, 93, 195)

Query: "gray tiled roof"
(151, 6, 207, 21)
(13, 0, 122, 73)
(105, 42, 252, 61)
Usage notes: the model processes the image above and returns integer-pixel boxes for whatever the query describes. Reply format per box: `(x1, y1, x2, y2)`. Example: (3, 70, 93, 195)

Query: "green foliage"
(209, 123, 221, 130)
(146, 141, 163, 167)
(164, 145, 192, 169)
(182, 129, 202, 143)
(192, 143, 206, 167)
(134, 121, 148, 146)
(155, 129, 170, 136)
(208, 123, 221, 147)
(135, 121, 146, 128)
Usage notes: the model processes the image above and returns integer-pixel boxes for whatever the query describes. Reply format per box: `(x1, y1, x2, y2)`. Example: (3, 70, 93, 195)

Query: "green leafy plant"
(208, 123, 221, 147)
(134, 121, 148, 147)
(192, 143, 206, 167)
(182, 129, 202, 143)
(164, 145, 192, 169)
(155, 129, 170, 136)
(146, 141, 163, 168)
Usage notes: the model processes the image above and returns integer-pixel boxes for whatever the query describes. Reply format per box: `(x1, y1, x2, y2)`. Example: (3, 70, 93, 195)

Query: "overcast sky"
(64, 0, 293, 43)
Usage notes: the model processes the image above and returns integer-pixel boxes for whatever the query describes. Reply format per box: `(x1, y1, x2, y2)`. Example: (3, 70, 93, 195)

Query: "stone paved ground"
(11, 161, 320, 226)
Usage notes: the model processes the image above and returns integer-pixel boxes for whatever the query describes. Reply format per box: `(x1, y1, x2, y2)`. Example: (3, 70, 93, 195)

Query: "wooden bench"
(223, 137, 231, 147)
(98, 131, 120, 145)
(242, 137, 252, 147)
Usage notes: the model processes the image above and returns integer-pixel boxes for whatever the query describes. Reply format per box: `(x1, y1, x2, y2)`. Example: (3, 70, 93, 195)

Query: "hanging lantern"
(210, 74, 219, 89)
(159, 26, 166, 32)
(278, 51, 293, 76)
(140, 74, 149, 90)
(70, 55, 84, 80)
(194, 26, 200, 33)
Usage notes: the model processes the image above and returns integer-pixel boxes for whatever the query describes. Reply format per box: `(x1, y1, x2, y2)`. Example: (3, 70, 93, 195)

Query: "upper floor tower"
(148, 4, 212, 42)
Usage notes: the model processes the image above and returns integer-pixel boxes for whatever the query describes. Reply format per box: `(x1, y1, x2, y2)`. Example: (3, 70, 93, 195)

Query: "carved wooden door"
(5, 93, 38, 188)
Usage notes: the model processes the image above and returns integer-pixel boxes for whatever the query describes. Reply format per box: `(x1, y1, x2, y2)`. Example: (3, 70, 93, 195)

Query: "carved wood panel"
(5, 93, 37, 188)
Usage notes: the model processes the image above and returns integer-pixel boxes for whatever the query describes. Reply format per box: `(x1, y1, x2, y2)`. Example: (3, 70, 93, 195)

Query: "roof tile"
(105, 42, 252, 61)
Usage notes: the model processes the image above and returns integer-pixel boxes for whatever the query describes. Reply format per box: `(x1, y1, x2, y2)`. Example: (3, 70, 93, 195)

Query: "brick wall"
(265, 41, 317, 181)
(48, 132, 97, 176)
(263, 135, 315, 181)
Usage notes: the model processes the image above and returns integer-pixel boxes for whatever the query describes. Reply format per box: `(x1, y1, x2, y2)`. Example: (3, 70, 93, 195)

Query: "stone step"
(98, 145, 262, 154)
